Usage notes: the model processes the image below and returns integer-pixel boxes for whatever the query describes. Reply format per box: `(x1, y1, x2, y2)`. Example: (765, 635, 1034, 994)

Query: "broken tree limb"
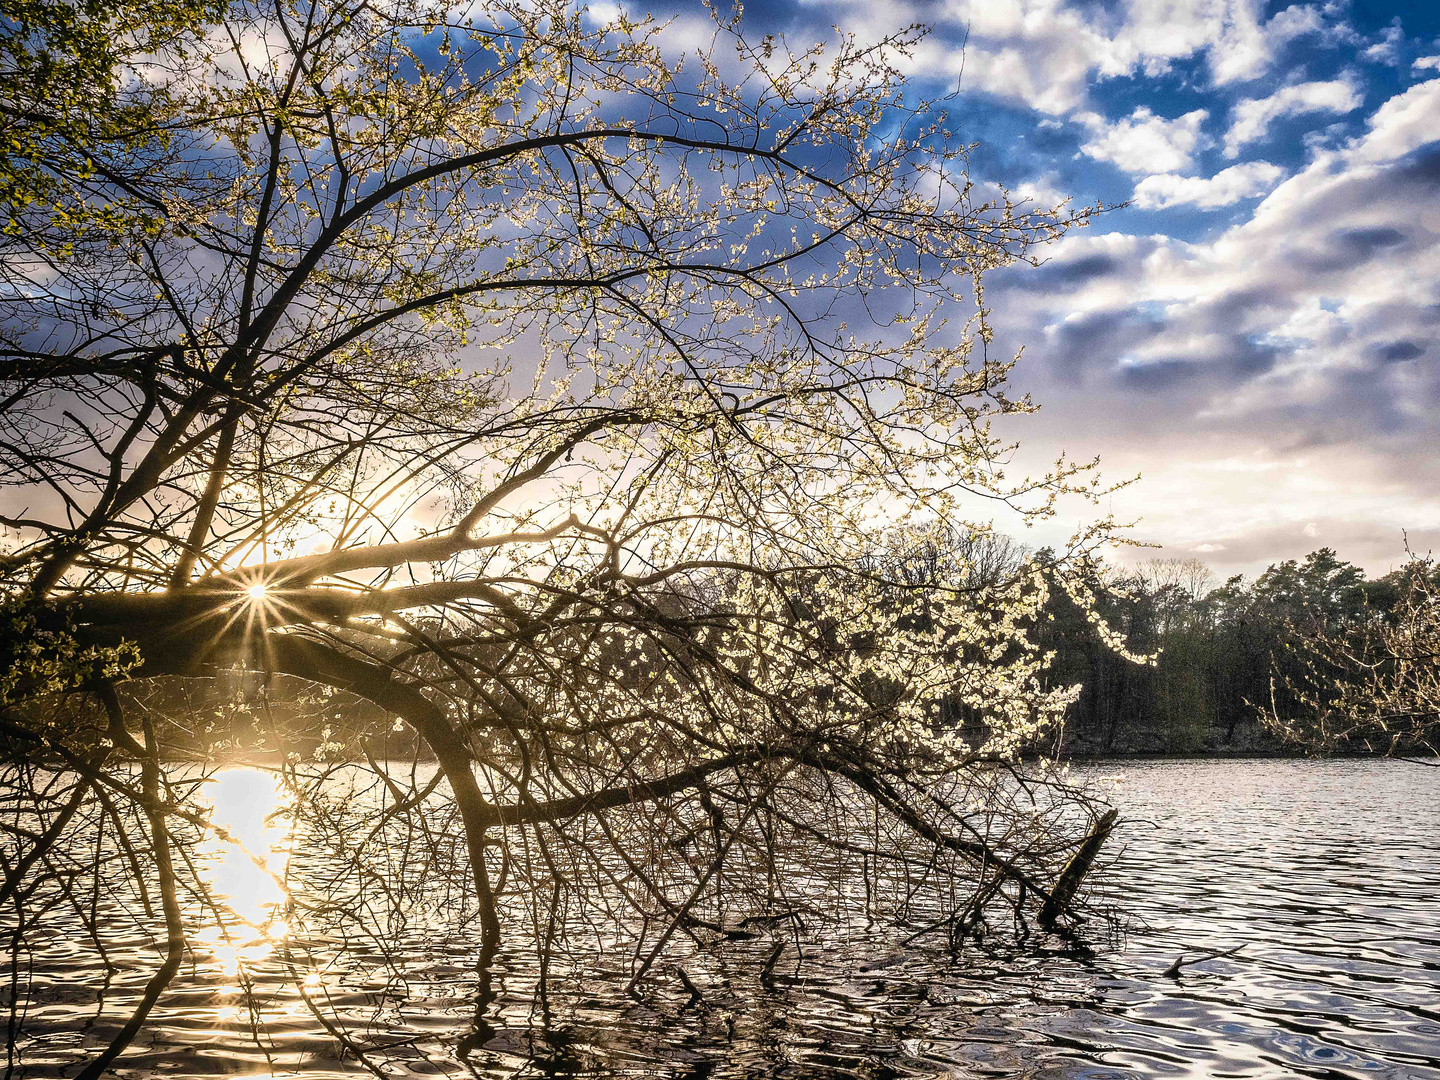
(1162, 943, 1246, 979)
(759, 939, 786, 989)
(668, 965, 705, 1004)
(1039, 808, 1118, 929)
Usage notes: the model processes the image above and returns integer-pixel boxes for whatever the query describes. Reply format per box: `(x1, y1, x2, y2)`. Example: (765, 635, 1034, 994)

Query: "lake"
(4, 759, 1438, 1078)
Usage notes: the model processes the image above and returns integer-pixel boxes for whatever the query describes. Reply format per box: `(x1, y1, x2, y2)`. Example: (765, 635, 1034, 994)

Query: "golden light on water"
(195, 769, 292, 985)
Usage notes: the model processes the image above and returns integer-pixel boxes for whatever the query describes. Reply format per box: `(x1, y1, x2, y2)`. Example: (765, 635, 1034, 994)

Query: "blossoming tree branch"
(0, 0, 1127, 1065)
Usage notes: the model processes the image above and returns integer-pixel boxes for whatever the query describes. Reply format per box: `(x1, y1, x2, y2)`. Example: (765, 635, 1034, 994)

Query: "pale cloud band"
(1132, 161, 1287, 209)
(803, 0, 1348, 113)
(1224, 75, 1364, 157)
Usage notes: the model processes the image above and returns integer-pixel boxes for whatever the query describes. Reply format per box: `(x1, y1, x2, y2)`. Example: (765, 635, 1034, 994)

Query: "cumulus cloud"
(747, 0, 1436, 572)
(1012, 172, 1073, 209)
(809, 0, 1341, 114)
(989, 76, 1440, 573)
(1133, 161, 1286, 208)
(1077, 107, 1210, 175)
(1261, 3, 1329, 48)
(1224, 76, 1364, 156)
(1360, 20, 1403, 66)
(1347, 75, 1440, 162)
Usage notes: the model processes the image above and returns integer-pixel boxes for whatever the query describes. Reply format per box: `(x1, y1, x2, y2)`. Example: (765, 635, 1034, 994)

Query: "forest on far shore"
(1041, 546, 1438, 756)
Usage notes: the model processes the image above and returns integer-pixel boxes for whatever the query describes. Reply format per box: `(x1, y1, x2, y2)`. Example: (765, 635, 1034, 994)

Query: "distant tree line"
(1036, 547, 1440, 756)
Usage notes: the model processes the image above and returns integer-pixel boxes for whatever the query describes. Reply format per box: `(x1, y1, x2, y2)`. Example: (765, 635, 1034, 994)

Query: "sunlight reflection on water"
(192, 768, 291, 980)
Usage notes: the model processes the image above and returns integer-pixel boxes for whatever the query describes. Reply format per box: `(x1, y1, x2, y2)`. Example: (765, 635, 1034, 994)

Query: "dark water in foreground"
(6, 759, 1440, 1079)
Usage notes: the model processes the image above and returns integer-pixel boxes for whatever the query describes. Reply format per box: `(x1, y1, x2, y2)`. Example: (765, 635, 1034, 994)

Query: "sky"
(622, 0, 1440, 577)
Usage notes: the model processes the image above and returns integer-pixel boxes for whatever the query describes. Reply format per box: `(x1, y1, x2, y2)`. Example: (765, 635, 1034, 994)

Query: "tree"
(0, 0, 1120, 1068)
(1250, 548, 1368, 635)
(0, 0, 219, 248)
(1263, 552, 1440, 759)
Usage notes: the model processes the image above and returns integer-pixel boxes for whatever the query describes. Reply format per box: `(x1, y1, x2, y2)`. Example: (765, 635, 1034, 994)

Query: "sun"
(245, 583, 268, 601)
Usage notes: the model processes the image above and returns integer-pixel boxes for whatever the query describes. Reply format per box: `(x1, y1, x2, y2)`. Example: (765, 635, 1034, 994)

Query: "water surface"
(4, 759, 1438, 1078)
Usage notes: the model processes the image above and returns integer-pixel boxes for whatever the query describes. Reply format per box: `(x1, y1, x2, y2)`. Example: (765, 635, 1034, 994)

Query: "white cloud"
(1078, 106, 1210, 175)
(1224, 75, 1364, 155)
(1361, 20, 1403, 66)
(1348, 74, 1440, 163)
(814, 0, 1331, 114)
(767, 0, 1438, 572)
(989, 76, 1440, 574)
(581, 1, 621, 25)
(1133, 161, 1286, 208)
(1262, 4, 1326, 47)
(1013, 172, 1072, 209)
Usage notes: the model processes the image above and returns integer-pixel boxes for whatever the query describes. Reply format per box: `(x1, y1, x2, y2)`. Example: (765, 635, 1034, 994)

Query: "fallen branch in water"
(669, 965, 705, 1005)
(1162, 943, 1246, 978)
(759, 939, 786, 988)
(1040, 808, 1119, 929)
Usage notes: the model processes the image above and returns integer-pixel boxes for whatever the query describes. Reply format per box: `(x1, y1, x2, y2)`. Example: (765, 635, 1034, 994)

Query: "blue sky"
(615, 0, 1440, 575)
